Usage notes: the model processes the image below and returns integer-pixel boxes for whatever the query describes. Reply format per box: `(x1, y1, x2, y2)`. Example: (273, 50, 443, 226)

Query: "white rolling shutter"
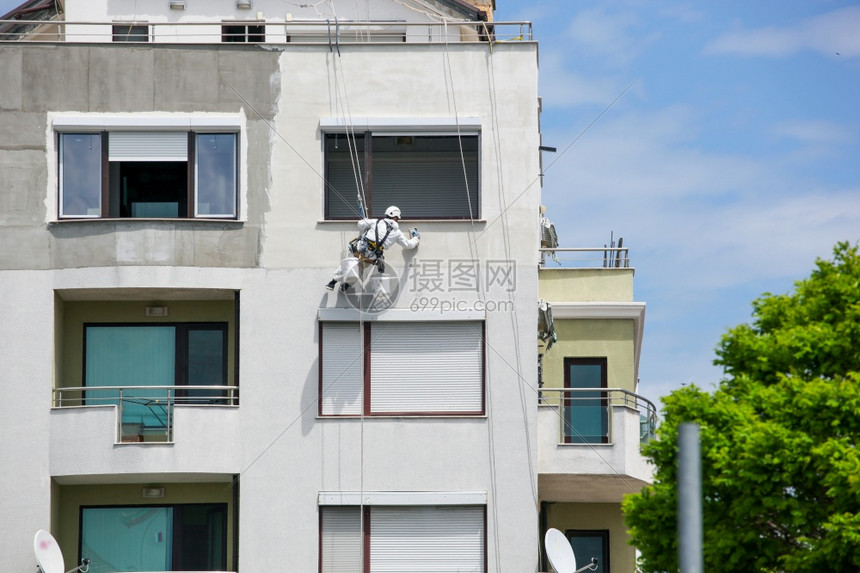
(370, 506, 485, 572)
(320, 507, 362, 573)
(109, 131, 188, 161)
(370, 322, 483, 414)
(320, 322, 364, 416)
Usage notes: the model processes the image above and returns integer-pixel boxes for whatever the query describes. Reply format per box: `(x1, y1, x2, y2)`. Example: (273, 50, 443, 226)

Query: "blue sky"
(493, 0, 860, 406)
(2, 0, 858, 407)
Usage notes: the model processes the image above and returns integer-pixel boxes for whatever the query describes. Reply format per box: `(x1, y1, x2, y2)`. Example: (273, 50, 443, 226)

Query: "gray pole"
(678, 422, 703, 573)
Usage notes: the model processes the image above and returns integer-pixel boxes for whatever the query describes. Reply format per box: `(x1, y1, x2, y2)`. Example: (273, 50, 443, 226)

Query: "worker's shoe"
(341, 283, 351, 293)
(325, 280, 337, 291)
(376, 260, 385, 273)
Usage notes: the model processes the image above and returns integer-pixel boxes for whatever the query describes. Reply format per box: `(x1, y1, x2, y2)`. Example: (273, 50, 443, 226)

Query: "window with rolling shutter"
(319, 322, 364, 416)
(320, 507, 362, 573)
(370, 506, 485, 572)
(319, 505, 486, 573)
(58, 129, 238, 219)
(318, 321, 485, 416)
(324, 133, 479, 220)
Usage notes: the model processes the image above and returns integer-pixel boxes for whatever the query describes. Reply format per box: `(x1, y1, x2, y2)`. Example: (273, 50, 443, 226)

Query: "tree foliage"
(623, 242, 860, 572)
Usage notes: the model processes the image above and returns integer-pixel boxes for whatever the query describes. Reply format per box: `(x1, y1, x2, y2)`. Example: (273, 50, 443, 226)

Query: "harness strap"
(366, 219, 392, 258)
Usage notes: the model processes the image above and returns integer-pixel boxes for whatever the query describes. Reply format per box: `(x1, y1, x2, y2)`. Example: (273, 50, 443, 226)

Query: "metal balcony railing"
(539, 387, 657, 445)
(0, 18, 533, 44)
(539, 247, 631, 269)
(54, 385, 238, 443)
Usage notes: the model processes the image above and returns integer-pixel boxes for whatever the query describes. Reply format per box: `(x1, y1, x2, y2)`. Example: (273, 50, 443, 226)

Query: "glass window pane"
(186, 327, 227, 403)
(568, 531, 608, 573)
(85, 326, 176, 434)
(112, 24, 149, 42)
(61, 133, 102, 217)
(324, 133, 365, 219)
(81, 507, 173, 573)
(174, 505, 228, 570)
(196, 133, 237, 217)
(565, 360, 608, 444)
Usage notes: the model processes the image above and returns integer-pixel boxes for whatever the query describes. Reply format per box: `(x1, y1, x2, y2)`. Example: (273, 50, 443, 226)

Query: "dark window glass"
(564, 357, 609, 444)
(567, 530, 610, 573)
(222, 24, 264, 42)
(111, 161, 187, 218)
(112, 24, 149, 42)
(324, 133, 479, 219)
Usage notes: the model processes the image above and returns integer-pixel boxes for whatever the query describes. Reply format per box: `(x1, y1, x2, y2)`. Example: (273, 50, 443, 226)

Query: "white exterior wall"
(0, 9, 540, 572)
(64, 0, 472, 43)
(0, 272, 54, 568)
(237, 44, 541, 571)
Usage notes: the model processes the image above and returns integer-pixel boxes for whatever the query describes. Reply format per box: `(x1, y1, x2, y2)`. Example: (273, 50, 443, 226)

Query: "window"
(80, 504, 227, 573)
(324, 132, 479, 219)
(112, 24, 149, 42)
(58, 131, 237, 219)
(566, 530, 610, 573)
(563, 358, 609, 444)
(319, 321, 485, 416)
(320, 505, 486, 572)
(84, 323, 229, 437)
(222, 24, 264, 42)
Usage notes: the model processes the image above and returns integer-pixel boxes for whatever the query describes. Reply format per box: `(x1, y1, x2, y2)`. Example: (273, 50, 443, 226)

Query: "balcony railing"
(54, 385, 238, 443)
(0, 18, 533, 43)
(539, 387, 657, 445)
(539, 247, 630, 269)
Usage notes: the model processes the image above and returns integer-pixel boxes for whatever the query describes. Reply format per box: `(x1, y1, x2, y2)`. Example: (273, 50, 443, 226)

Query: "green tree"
(623, 242, 860, 572)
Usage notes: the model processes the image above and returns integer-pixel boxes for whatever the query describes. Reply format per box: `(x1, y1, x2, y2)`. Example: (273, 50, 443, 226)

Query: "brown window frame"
(318, 321, 486, 417)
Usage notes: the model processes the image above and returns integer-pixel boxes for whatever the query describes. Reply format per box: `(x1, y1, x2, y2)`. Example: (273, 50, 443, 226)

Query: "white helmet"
(384, 206, 401, 219)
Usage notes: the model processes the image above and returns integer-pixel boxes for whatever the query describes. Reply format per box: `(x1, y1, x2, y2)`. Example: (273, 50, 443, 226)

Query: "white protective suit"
(331, 217, 420, 286)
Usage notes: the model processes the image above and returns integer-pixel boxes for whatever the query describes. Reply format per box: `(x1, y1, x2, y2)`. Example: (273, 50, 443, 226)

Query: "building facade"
(0, 1, 652, 571)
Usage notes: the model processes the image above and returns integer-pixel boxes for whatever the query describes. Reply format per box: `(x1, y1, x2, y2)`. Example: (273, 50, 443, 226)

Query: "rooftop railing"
(0, 18, 533, 44)
(539, 247, 631, 269)
(54, 384, 238, 443)
(539, 387, 657, 445)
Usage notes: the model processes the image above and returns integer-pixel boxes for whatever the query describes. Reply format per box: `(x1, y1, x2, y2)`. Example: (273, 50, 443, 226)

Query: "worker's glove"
(410, 227, 420, 239)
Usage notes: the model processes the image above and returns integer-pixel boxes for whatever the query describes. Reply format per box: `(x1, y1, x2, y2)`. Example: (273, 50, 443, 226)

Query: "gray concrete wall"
(0, 43, 280, 270)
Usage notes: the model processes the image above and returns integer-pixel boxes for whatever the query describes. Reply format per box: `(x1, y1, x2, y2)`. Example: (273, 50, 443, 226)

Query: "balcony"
(539, 247, 634, 304)
(0, 18, 533, 43)
(50, 386, 241, 481)
(538, 388, 656, 502)
(54, 384, 238, 442)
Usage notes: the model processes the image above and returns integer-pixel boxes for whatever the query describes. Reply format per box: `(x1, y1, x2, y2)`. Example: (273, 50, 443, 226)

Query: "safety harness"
(350, 218, 393, 264)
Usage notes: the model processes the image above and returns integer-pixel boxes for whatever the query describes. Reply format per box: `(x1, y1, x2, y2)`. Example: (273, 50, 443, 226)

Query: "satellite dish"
(34, 530, 65, 573)
(545, 528, 576, 573)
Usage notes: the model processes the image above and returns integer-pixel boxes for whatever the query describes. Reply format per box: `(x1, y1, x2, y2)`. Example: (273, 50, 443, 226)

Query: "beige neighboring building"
(538, 235, 655, 572)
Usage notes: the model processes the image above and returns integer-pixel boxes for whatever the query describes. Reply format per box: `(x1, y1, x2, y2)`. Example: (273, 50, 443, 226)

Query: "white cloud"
(537, 52, 628, 109)
(705, 6, 860, 58)
(770, 119, 855, 146)
(563, 7, 660, 68)
(540, 107, 860, 294)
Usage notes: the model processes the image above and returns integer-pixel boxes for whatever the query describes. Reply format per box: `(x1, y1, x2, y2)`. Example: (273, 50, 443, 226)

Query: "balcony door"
(84, 323, 227, 435)
(563, 357, 608, 444)
(80, 504, 227, 573)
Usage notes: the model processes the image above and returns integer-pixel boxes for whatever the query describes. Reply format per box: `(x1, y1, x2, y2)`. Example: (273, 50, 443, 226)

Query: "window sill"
(49, 217, 245, 225)
(317, 218, 486, 224)
(317, 414, 488, 420)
